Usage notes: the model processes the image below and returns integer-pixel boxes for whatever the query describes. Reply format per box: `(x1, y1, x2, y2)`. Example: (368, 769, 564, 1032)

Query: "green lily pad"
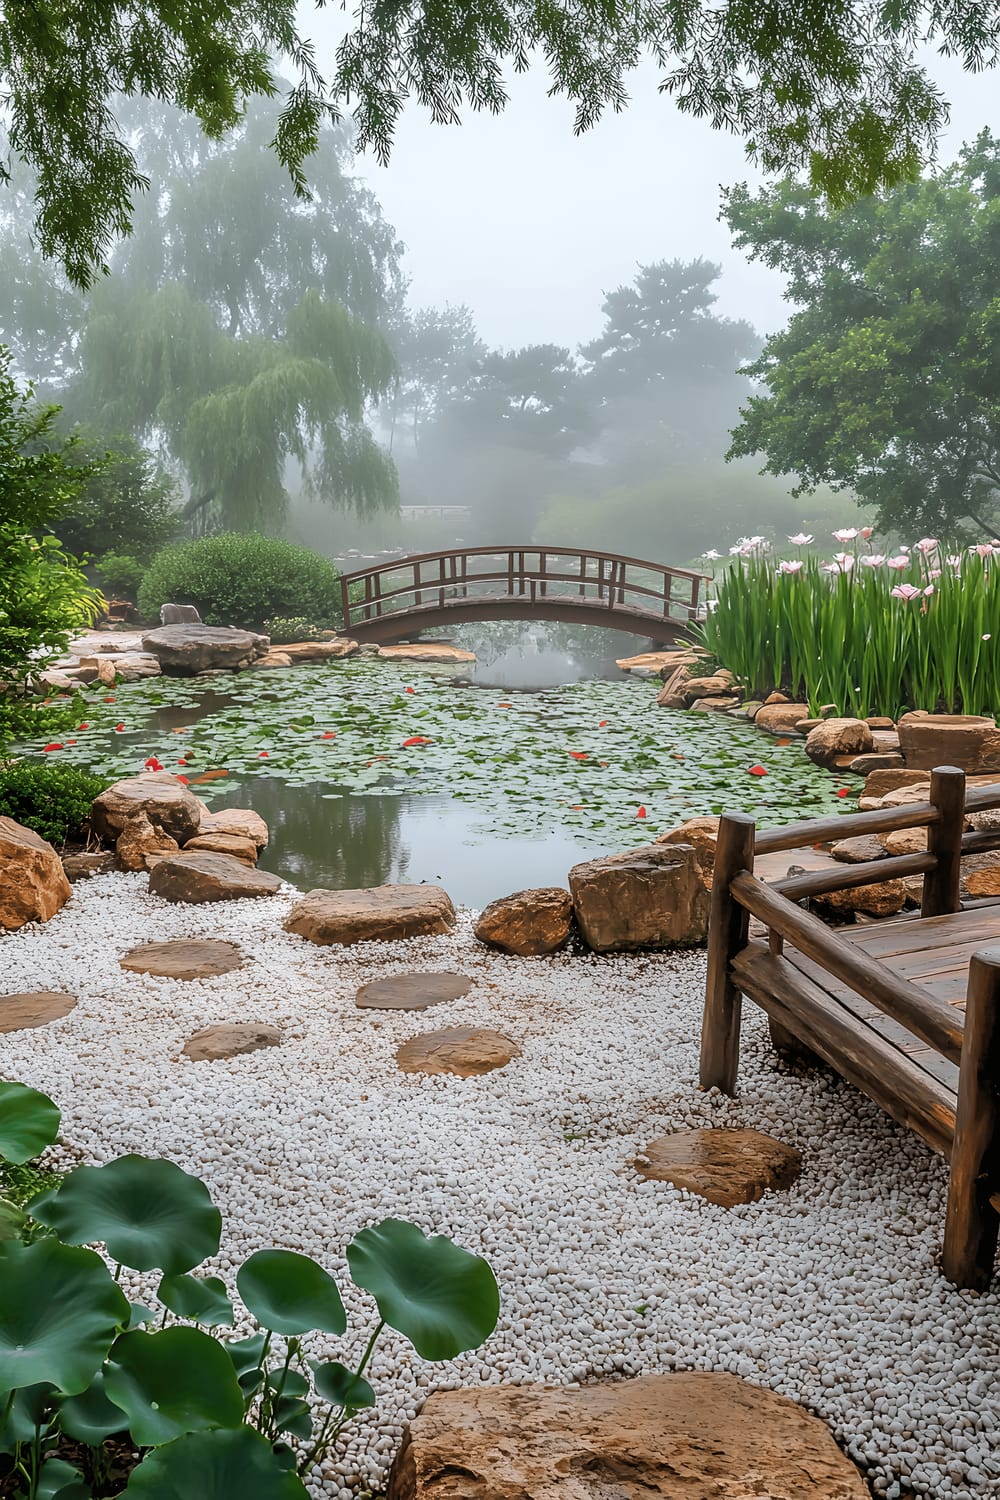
(104, 1328, 244, 1447)
(236, 1249, 345, 1336)
(312, 1360, 375, 1411)
(0, 1082, 60, 1165)
(31, 1156, 222, 1274)
(57, 1369, 129, 1444)
(347, 1218, 499, 1361)
(0, 1239, 128, 1394)
(121, 1426, 310, 1498)
(157, 1273, 233, 1327)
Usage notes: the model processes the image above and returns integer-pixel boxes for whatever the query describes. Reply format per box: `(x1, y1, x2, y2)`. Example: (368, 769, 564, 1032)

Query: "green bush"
(264, 616, 326, 644)
(95, 550, 145, 599)
(0, 762, 113, 847)
(138, 534, 342, 631)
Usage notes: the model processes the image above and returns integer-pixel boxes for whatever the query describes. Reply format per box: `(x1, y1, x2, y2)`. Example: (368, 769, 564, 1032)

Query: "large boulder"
(386, 1373, 868, 1500)
(115, 812, 180, 871)
(376, 643, 475, 663)
(92, 773, 202, 844)
(473, 888, 573, 955)
(183, 832, 259, 865)
(140, 624, 269, 674)
(0, 818, 72, 931)
(568, 845, 709, 952)
(284, 884, 456, 946)
(814, 878, 908, 920)
(277, 639, 358, 662)
(148, 851, 282, 903)
(655, 816, 720, 889)
(752, 701, 812, 735)
(804, 717, 873, 768)
(896, 712, 1000, 772)
(194, 807, 268, 848)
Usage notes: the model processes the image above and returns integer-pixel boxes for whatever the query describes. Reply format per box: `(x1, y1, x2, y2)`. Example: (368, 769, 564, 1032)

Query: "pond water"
(30, 628, 857, 907)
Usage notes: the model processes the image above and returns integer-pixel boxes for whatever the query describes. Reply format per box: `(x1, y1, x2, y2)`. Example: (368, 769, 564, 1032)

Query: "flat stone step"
(120, 939, 244, 979)
(356, 972, 472, 1011)
(0, 992, 77, 1032)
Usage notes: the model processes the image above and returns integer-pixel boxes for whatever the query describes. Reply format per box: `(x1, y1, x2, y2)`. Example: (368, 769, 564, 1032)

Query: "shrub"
(94, 550, 145, 599)
(0, 762, 113, 846)
(138, 534, 341, 631)
(0, 1079, 500, 1496)
(264, 616, 325, 644)
(51, 429, 181, 564)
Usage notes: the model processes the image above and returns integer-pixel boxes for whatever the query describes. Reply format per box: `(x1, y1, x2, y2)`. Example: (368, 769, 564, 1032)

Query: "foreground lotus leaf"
(105, 1328, 245, 1447)
(157, 1272, 234, 1326)
(57, 1369, 129, 1445)
(121, 1425, 310, 1498)
(236, 1248, 346, 1335)
(0, 1080, 60, 1164)
(0, 1239, 128, 1394)
(347, 1218, 500, 1361)
(30, 1155, 222, 1274)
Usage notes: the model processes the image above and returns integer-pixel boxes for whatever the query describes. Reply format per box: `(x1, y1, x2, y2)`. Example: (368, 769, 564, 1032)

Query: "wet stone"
(396, 1027, 521, 1078)
(183, 1023, 282, 1061)
(356, 972, 472, 1011)
(0, 992, 77, 1032)
(119, 939, 244, 979)
(637, 1128, 802, 1207)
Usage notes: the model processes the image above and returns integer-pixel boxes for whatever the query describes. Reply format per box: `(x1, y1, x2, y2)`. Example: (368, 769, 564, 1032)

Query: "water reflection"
(212, 776, 610, 907)
(462, 621, 651, 690)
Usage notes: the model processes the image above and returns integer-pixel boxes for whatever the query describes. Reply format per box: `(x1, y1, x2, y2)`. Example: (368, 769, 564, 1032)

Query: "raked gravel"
(3, 873, 999, 1499)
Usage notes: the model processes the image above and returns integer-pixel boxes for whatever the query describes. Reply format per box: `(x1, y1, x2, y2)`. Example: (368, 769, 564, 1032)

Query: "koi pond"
(27, 631, 855, 907)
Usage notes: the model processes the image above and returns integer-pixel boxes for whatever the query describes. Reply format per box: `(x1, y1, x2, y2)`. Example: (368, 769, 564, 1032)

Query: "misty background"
(3, 26, 1000, 573)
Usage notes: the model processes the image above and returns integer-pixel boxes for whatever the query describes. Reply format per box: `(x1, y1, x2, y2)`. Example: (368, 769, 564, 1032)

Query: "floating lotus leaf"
(347, 1218, 499, 1361)
(0, 1239, 128, 1394)
(0, 1082, 60, 1165)
(311, 1360, 375, 1411)
(121, 1426, 310, 1498)
(104, 1328, 244, 1448)
(236, 1249, 345, 1336)
(31, 1157, 221, 1274)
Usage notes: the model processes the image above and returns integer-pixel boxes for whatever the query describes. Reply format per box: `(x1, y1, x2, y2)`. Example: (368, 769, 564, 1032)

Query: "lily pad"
(0, 1239, 128, 1394)
(104, 1328, 244, 1447)
(121, 1426, 309, 1498)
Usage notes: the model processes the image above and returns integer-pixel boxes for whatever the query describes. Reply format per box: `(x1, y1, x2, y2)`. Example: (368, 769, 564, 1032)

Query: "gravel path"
(3, 874, 999, 1499)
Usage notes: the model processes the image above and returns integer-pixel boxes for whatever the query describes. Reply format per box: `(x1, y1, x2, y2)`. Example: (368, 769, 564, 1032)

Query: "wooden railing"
(339, 546, 706, 638)
(700, 765, 1000, 1288)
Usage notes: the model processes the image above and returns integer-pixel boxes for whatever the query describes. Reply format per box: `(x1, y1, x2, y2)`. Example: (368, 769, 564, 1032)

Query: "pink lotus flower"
(860, 554, 886, 567)
(832, 551, 855, 569)
(778, 559, 804, 574)
(971, 543, 994, 558)
(788, 532, 813, 546)
(860, 526, 873, 540)
(891, 583, 922, 600)
(924, 583, 936, 596)
(915, 537, 939, 554)
(832, 528, 859, 542)
(929, 568, 942, 579)
(946, 554, 962, 568)
(886, 555, 910, 570)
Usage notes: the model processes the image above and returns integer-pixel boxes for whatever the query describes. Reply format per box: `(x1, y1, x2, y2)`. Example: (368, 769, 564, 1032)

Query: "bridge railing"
(340, 546, 705, 633)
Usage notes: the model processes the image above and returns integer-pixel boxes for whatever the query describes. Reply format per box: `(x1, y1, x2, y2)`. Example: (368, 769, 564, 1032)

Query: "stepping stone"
(356, 972, 472, 1011)
(120, 939, 244, 979)
(0, 992, 77, 1032)
(148, 851, 281, 904)
(396, 1027, 520, 1078)
(183, 1023, 282, 1061)
(285, 884, 455, 946)
(387, 1372, 869, 1499)
(636, 1128, 802, 1207)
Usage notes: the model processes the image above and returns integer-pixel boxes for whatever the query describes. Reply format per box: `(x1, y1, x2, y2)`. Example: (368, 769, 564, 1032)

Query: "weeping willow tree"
(1, 96, 402, 531)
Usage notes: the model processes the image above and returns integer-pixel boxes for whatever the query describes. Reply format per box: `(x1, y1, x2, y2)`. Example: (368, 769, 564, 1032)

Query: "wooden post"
(922, 765, 966, 918)
(700, 812, 755, 1094)
(339, 573, 351, 634)
(942, 949, 1000, 1288)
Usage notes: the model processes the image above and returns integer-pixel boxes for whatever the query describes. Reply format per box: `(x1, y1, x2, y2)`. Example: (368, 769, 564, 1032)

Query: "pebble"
(2, 872, 999, 1497)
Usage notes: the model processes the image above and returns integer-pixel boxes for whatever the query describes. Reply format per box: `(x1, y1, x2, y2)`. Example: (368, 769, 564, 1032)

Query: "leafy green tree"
(48, 430, 180, 564)
(726, 132, 1000, 535)
(439, 344, 593, 460)
(386, 305, 486, 452)
(0, 349, 103, 744)
(580, 259, 759, 477)
(6, 3, 999, 286)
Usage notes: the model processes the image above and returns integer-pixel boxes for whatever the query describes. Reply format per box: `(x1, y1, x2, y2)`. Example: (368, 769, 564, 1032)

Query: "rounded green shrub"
(264, 616, 326, 644)
(137, 534, 341, 632)
(0, 762, 113, 847)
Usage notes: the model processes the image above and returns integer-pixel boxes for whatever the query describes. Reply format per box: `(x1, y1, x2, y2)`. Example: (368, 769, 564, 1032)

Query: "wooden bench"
(700, 765, 1000, 1289)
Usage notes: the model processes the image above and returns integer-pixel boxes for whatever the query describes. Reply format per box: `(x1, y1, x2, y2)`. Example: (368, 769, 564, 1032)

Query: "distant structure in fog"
(399, 505, 470, 520)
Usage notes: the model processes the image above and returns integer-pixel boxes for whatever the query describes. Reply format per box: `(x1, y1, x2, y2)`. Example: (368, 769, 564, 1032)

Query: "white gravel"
(3, 874, 1000, 1499)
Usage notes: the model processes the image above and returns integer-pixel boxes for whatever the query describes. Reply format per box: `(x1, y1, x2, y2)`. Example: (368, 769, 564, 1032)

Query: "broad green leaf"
(0, 1239, 128, 1394)
(0, 1196, 28, 1241)
(0, 1382, 56, 1444)
(31, 1157, 221, 1274)
(265, 1369, 309, 1398)
(221, 1331, 266, 1379)
(57, 1370, 128, 1444)
(0, 1082, 60, 1165)
(104, 1328, 244, 1447)
(127, 1303, 155, 1328)
(312, 1360, 375, 1410)
(122, 1427, 309, 1498)
(236, 1249, 345, 1335)
(157, 1273, 233, 1327)
(347, 1219, 499, 1361)
(271, 1394, 312, 1439)
(37, 1457, 91, 1499)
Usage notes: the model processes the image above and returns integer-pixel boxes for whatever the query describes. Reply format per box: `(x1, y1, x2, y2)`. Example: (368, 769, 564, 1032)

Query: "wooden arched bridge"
(339, 545, 707, 644)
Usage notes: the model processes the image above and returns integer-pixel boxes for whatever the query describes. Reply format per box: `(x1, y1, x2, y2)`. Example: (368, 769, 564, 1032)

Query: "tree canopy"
(6, 3, 1000, 286)
(726, 131, 1000, 535)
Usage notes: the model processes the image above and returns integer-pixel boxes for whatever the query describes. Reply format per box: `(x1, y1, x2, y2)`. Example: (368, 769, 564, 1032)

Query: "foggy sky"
(298, 8, 1000, 348)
